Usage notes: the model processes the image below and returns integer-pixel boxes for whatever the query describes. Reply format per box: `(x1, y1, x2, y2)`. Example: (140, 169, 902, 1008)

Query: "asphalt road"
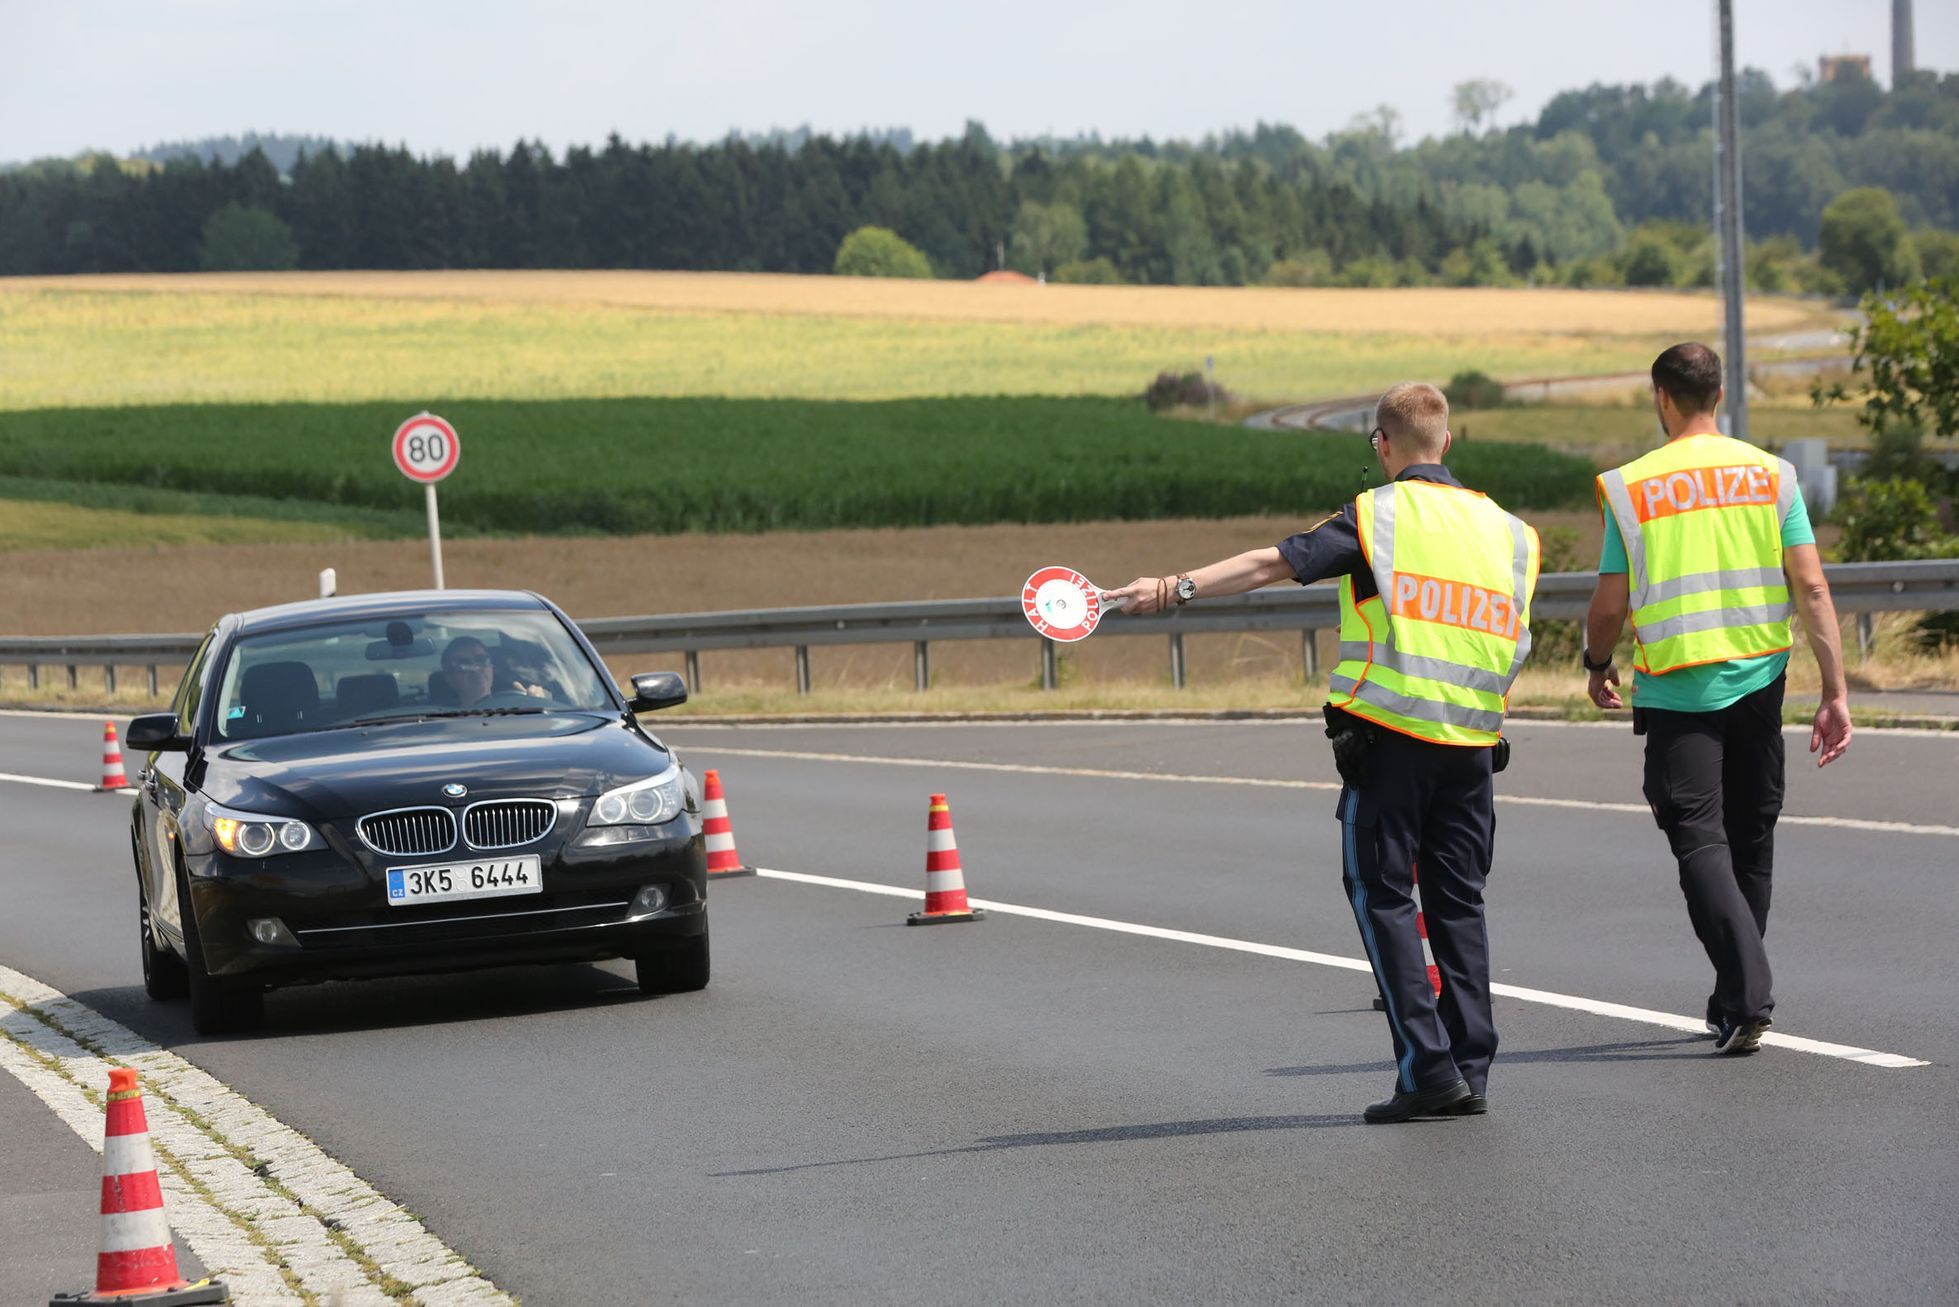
(2, 711, 1954, 1304)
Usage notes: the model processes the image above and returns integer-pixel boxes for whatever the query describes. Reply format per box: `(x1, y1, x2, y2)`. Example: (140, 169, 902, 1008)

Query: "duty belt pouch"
(1631, 707, 1649, 737)
(1322, 705, 1378, 789)
(1492, 737, 1511, 774)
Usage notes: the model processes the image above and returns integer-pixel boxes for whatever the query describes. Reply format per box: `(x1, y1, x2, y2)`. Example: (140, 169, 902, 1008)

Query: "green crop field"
(1453, 403, 1861, 448)
(0, 398, 1599, 538)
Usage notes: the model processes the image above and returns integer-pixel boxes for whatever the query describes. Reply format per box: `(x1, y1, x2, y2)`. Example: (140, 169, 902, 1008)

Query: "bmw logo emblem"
(442, 783, 467, 799)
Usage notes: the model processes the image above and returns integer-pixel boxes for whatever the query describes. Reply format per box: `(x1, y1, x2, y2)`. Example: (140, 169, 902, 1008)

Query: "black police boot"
(1363, 1078, 1471, 1123)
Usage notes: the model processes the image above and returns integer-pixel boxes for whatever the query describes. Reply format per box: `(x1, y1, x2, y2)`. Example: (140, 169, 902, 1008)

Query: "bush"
(834, 226, 932, 279)
(1443, 369, 1506, 411)
(1264, 252, 1332, 287)
(1052, 257, 1122, 285)
(1832, 475, 1957, 562)
(197, 202, 299, 272)
(1144, 371, 1228, 412)
(1819, 188, 1919, 294)
(1620, 230, 1681, 287)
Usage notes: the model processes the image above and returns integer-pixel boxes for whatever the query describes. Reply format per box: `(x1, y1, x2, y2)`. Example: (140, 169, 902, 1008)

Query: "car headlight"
(588, 765, 685, 828)
(208, 803, 320, 858)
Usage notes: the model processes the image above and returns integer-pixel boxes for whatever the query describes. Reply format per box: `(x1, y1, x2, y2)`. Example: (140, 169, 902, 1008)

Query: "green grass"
(1455, 403, 1865, 448)
(0, 398, 1599, 537)
(0, 475, 423, 546)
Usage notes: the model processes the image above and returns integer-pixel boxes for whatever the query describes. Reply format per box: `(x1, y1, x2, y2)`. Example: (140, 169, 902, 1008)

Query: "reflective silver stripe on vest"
(1597, 467, 1649, 604)
(1642, 565, 1788, 603)
(1335, 640, 1508, 696)
(1636, 601, 1793, 646)
(1505, 512, 1536, 683)
(1775, 456, 1799, 522)
(1328, 674, 1507, 735)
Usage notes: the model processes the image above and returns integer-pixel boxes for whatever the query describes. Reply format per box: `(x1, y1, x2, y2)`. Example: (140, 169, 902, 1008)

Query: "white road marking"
(753, 868, 1931, 1070)
(0, 771, 97, 791)
(0, 965, 509, 1306)
(688, 745, 1959, 838)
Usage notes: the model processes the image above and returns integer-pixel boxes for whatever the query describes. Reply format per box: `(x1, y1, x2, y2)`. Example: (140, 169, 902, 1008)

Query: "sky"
(2, 0, 1954, 163)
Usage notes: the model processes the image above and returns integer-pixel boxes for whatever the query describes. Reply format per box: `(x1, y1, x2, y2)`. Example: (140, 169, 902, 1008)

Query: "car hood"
(198, 712, 675, 820)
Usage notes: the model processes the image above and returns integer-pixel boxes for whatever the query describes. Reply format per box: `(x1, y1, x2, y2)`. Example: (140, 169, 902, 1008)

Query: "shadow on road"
(714, 1112, 1372, 1177)
(1265, 1035, 1707, 1078)
(68, 962, 653, 1048)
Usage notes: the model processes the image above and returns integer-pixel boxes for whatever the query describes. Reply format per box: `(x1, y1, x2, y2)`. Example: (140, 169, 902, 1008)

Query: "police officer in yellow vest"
(1586, 343, 1853, 1056)
(1105, 382, 1540, 1122)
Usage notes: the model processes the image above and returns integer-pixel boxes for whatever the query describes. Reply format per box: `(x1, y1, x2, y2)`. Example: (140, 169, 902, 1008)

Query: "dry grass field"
(0, 273, 1844, 409)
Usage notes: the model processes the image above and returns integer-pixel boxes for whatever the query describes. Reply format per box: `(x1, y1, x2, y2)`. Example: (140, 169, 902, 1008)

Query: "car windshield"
(212, 609, 614, 741)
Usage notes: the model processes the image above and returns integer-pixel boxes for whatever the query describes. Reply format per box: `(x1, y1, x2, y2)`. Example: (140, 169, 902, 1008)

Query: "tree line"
(2, 66, 1953, 291)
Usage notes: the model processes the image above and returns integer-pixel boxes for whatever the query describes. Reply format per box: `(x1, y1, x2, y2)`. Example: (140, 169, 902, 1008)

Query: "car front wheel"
(178, 868, 263, 1035)
(635, 922, 710, 995)
(139, 894, 188, 1001)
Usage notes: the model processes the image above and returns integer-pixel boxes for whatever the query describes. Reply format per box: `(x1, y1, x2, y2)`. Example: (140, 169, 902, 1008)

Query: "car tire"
(634, 922, 710, 995)
(139, 893, 188, 1001)
(178, 866, 264, 1035)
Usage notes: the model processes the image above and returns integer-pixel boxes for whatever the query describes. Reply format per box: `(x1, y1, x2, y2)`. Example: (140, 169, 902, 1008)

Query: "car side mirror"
(627, 671, 688, 713)
(127, 713, 190, 752)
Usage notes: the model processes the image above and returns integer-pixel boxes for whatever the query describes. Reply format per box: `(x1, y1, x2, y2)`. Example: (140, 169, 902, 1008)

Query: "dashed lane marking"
(0, 965, 509, 1306)
(752, 868, 1932, 1070)
(687, 745, 1959, 839)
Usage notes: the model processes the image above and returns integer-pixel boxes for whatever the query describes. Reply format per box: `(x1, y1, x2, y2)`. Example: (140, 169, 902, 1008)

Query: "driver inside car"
(441, 636, 550, 707)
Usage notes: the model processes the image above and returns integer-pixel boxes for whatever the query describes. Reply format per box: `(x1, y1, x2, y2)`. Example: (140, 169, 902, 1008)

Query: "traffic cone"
(700, 770, 753, 878)
(907, 793, 984, 925)
(1372, 865, 1443, 1011)
(50, 1068, 227, 1305)
(95, 723, 133, 793)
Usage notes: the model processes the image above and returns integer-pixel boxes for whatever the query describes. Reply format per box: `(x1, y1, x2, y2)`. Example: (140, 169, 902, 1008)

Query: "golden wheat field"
(0, 273, 1844, 409)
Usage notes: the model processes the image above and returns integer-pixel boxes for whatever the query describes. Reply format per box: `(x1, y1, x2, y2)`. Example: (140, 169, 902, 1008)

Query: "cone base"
(52, 1279, 229, 1306)
(94, 784, 135, 793)
(906, 908, 985, 926)
(706, 865, 757, 879)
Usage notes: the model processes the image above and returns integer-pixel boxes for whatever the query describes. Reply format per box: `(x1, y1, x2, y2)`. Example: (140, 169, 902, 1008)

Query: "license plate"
(386, 856, 542, 908)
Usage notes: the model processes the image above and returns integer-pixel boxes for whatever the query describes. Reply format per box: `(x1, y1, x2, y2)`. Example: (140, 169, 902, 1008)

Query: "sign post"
(392, 412, 461, 589)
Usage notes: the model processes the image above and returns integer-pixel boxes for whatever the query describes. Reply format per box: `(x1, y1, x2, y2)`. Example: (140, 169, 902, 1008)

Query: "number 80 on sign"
(393, 412, 461, 483)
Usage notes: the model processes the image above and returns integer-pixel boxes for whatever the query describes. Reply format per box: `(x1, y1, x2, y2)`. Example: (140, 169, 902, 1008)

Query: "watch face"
(1177, 578, 1196, 600)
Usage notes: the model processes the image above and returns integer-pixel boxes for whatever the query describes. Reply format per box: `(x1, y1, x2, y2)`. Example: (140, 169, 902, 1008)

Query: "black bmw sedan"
(126, 589, 708, 1034)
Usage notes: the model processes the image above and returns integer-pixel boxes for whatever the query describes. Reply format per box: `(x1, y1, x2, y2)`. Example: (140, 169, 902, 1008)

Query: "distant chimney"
(1893, 0, 1915, 87)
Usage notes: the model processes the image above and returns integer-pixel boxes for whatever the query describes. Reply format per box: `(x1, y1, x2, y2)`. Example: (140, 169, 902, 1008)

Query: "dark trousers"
(1638, 674, 1785, 1025)
(1337, 731, 1498, 1095)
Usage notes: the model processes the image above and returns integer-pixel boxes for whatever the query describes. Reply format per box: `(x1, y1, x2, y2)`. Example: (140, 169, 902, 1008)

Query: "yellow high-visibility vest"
(1328, 480, 1541, 747)
(1596, 434, 1797, 675)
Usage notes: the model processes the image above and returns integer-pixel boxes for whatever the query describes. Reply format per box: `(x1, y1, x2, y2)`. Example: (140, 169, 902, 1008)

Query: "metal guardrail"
(3, 560, 1956, 697)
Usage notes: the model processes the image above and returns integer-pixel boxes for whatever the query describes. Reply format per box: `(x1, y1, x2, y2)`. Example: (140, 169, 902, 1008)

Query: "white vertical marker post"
(392, 412, 461, 590)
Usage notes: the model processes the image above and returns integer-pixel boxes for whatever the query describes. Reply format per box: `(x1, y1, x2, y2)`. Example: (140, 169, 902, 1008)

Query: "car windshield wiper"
(340, 707, 553, 728)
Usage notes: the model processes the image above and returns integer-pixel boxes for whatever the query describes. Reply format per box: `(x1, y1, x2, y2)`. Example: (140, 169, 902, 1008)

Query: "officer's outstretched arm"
(1103, 548, 1293, 616)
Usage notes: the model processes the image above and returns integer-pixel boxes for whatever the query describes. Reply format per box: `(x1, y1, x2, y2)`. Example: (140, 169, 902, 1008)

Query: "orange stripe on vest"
(1630, 464, 1778, 523)
(1388, 571, 1520, 639)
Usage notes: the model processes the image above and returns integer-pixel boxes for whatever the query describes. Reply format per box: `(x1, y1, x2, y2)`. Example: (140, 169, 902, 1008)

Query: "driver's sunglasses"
(446, 656, 492, 672)
(1369, 427, 1387, 452)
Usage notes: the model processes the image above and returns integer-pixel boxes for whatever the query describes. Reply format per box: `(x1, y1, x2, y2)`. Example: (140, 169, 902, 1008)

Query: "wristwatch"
(1582, 648, 1614, 673)
(1174, 575, 1196, 605)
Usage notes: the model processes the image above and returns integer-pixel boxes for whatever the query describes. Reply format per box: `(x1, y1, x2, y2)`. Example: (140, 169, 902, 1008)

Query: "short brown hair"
(1651, 342, 1723, 414)
(1375, 382, 1449, 457)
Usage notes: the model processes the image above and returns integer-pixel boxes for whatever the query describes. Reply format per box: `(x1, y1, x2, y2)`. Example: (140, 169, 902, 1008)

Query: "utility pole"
(1712, 0, 1748, 443)
(1893, 0, 1915, 87)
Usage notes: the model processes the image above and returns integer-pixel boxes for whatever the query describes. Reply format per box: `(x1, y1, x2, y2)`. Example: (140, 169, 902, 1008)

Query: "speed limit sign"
(393, 412, 460, 483)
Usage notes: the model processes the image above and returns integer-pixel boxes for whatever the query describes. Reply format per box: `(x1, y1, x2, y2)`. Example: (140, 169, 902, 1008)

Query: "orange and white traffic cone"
(700, 769, 753, 878)
(907, 793, 984, 926)
(95, 723, 133, 793)
(1373, 865, 1443, 1011)
(50, 1067, 227, 1305)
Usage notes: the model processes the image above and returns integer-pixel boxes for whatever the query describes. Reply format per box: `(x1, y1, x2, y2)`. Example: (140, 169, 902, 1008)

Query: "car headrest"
(236, 661, 320, 737)
(335, 672, 399, 718)
(426, 670, 458, 707)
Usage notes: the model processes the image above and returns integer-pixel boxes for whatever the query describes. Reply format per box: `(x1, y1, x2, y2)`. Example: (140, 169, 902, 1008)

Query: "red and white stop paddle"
(1022, 565, 1125, 642)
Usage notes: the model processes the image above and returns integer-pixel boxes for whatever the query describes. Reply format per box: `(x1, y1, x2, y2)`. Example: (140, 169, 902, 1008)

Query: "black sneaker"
(1712, 1018, 1769, 1055)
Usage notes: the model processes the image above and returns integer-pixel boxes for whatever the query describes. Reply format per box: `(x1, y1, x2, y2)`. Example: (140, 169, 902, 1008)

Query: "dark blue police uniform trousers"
(1337, 728, 1499, 1095)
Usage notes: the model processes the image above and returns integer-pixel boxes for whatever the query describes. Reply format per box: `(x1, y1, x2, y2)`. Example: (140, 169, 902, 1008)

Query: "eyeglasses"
(1369, 427, 1388, 452)
(446, 656, 491, 673)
